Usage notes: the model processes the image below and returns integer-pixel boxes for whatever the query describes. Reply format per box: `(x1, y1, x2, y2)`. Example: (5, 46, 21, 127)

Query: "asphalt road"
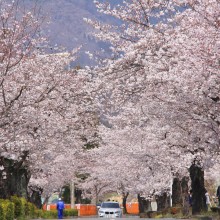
(72, 217, 139, 219)
(33, 217, 139, 219)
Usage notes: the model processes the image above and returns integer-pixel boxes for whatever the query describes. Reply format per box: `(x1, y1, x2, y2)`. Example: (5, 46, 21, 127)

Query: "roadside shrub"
(34, 209, 44, 218)
(40, 210, 57, 219)
(0, 203, 4, 220)
(10, 196, 23, 218)
(0, 197, 78, 219)
(26, 202, 36, 217)
(0, 200, 5, 220)
(35, 210, 53, 219)
(19, 197, 36, 218)
(64, 209, 78, 217)
(0, 199, 15, 220)
(20, 197, 28, 216)
(37, 209, 78, 219)
(5, 202, 14, 220)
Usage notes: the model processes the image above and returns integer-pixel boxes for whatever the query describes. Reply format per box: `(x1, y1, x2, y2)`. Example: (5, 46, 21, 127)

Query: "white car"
(98, 202, 122, 218)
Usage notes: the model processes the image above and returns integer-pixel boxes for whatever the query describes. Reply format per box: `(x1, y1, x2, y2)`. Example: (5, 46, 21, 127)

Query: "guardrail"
(42, 204, 97, 216)
(126, 202, 139, 214)
(43, 202, 139, 216)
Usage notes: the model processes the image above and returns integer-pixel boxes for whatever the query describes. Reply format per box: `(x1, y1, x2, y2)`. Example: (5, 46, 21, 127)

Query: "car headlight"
(99, 211, 104, 214)
(115, 211, 121, 214)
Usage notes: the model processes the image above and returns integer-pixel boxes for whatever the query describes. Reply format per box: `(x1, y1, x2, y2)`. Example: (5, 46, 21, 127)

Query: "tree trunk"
(172, 178, 182, 206)
(62, 185, 70, 203)
(181, 177, 190, 216)
(189, 163, 206, 215)
(138, 194, 151, 213)
(94, 185, 99, 204)
(0, 153, 30, 199)
(75, 188, 82, 204)
(156, 192, 170, 211)
(122, 192, 129, 214)
(29, 186, 43, 209)
(172, 176, 189, 207)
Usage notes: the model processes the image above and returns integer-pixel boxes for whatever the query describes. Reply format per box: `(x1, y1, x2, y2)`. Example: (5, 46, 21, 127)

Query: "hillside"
(30, 0, 122, 66)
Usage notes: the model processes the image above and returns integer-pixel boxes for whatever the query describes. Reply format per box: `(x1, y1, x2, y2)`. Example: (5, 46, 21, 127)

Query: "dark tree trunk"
(156, 192, 170, 211)
(122, 192, 129, 214)
(75, 188, 82, 204)
(138, 194, 151, 213)
(181, 177, 190, 216)
(29, 186, 43, 209)
(172, 178, 182, 206)
(62, 185, 70, 203)
(61, 185, 82, 204)
(172, 176, 189, 207)
(138, 194, 144, 213)
(0, 152, 30, 199)
(181, 177, 189, 198)
(189, 163, 206, 215)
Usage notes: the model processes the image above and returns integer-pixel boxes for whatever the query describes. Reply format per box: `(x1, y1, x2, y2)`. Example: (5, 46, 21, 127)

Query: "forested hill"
(27, 0, 122, 66)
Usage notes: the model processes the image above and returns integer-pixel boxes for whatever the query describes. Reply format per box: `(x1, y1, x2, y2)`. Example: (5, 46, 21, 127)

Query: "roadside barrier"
(43, 202, 139, 215)
(42, 204, 97, 216)
(43, 204, 72, 210)
(126, 202, 139, 214)
(77, 204, 97, 216)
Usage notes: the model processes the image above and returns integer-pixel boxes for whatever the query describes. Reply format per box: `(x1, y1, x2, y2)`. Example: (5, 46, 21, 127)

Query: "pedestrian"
(188, 190, 193, 207)
(56, 197, 65, 219)
(205, 190, 211, 211)
(216, 186, 220, 206)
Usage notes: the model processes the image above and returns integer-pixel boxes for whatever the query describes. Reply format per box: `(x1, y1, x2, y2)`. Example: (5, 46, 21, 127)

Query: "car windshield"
(101, 202, 120, 208)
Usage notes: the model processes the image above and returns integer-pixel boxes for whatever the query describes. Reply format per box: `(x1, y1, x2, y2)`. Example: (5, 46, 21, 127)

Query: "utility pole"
(70, 181, 75, 209)
(170, 179, 173, 207)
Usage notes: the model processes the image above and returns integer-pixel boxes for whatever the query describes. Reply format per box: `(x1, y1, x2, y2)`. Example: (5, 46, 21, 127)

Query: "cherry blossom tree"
(0, 0, 99, 202)
(1, 0, 219, 215)
(0, 0, 45, 199)
(84, 0, 220, 214)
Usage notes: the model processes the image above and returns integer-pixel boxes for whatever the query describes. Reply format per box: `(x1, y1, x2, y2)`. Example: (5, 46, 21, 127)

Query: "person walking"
(216, 186, 220, 206)
(205, 190, 211, 211)
(188, 190, 193, 207)
(57, 198, 65, 219)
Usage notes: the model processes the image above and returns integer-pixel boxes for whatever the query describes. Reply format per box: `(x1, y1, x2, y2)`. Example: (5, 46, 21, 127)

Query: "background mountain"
(31, 0, 122, 66)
